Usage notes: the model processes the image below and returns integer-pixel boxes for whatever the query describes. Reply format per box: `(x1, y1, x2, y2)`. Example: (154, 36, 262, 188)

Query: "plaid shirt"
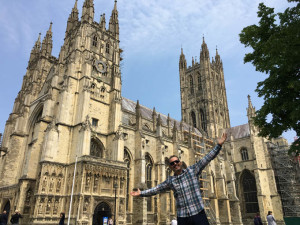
(140, 144, 222, 218)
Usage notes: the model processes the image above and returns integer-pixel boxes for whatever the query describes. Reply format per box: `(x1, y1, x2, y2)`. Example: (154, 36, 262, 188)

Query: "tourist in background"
(267, 211, 277, 225)
(59, 212, 65, 225)
(0, 210, 8, 225)
(254, 212, 263, 225)
(171, 217, 178, 225)
(10, 210, 22, 225)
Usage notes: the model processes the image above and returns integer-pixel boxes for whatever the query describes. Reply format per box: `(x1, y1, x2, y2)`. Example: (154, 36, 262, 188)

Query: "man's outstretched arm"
(192, 133, 227, 175)
(130, 180, 170, 197)
(130, 188, 141, 197)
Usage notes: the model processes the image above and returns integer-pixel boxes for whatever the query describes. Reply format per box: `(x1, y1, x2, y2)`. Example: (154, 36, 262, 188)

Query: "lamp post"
(113, 182, 118, 225)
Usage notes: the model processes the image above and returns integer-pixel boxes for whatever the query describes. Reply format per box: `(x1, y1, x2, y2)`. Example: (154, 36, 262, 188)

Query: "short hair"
(268, 211, 272, 215)
(168, 155, 179, 163)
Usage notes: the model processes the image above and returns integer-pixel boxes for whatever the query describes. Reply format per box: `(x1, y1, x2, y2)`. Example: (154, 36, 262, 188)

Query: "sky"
(0, 0, 296, 143)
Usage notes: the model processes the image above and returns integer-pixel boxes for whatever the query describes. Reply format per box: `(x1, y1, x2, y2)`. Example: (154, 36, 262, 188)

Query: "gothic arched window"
(124, 148, 131, 211)
(90, 138, 104, 158)
(106, 43, 110, 54)
(198, 74, 202, 90)
(92, 35, 98, 47)
(200, 109, 206, 131)
(191, 111, 197, 128)
(241, 170, 259, 213)
(240, 147, 249, 161)
(145, 154, 153, 211)
(189, 76, 194, 94)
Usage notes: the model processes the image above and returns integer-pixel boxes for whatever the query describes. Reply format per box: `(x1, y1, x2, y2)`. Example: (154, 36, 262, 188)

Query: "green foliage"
(239, 1, 300, 155)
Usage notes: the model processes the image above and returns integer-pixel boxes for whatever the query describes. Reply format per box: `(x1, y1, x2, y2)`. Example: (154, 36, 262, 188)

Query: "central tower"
(179, 38, 230, 138)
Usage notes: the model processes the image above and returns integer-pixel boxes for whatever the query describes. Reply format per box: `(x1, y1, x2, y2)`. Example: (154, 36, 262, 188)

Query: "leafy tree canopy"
(239, 0, 300, 155)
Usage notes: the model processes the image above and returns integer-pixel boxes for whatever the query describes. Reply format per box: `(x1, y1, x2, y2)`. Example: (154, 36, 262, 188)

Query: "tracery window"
(145, 154, 153, 211)
(200, 109, 206, 131)
(106, 43, 110, 54)
(191, 111, 197, 128)
(30, 108, 43, 142)
(92, 36, 98, 47)
(198, 74, 202, 90)
(190, 76, 194, 94)
(90, 138, 104, 158)
(240, 147, 249, 161)
(242, 170, 259, 213)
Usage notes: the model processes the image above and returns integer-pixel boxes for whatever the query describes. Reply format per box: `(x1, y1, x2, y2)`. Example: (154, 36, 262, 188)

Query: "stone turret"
(200, 37, 210, 60)
(81, 0, 94, 23)
(109, 0, 119, 39)
(41, 22, 53, 57)
(29, 33, 41, 63)
(66, 0, 79, 34)
(100, 13, 106, 31)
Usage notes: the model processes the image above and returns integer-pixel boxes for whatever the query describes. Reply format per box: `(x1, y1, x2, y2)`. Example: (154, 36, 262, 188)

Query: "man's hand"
(130, 188, 141, 197)
(217, 133, 227, 146)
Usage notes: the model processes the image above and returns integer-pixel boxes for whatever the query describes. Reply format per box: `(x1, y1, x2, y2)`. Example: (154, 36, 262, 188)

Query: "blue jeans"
(177, 210, 210, 225)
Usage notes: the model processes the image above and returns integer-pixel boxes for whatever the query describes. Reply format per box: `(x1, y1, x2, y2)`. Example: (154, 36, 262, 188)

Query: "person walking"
(131, 133, 227, 225)
(254, 212, 263, 225)
(171, 217, 178, 225)
(0, 210, 8, 225)
(108, 217, 113, 225)
(10, 210, 22, 225)
(59, 212, 65, 225)
(267, 211, 277, 225)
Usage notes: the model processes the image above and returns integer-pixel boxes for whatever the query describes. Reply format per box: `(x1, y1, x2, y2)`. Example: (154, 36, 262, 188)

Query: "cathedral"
(0, 0, 290, 225)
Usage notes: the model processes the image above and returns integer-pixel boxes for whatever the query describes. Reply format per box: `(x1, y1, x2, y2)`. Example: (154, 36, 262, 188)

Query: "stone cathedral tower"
(0, 0, 126, 224)
(179, 38, 230, 138)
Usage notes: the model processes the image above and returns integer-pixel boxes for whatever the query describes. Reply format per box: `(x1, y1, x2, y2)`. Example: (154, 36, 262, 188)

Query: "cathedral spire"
(200, 36, 210, 60)
(179, 48, 187, 70)
(29, 33, 41, 62)
(100, 13, 106, 30)
(215, 46, 221, 65)
(34, 33, 41, 50)
(81, 0, 94, 24)
(72, 0, 79, 19)
(109, 0, 119, 38)
(66, 0, 79, 34)
(247, 95, 256, 121)
(41, 22, 53, 57)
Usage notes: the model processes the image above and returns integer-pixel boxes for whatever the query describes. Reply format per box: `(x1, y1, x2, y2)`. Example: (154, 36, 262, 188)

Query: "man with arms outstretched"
(131, 133, 227, 225)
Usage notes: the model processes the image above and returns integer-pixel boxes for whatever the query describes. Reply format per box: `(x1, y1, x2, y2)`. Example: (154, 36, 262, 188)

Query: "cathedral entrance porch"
(93, 202, 112, 225)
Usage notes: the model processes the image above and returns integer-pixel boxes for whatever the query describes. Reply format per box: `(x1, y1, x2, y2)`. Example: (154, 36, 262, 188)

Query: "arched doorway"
(93, 202, 112, 225)
(3, 200, 11, 217)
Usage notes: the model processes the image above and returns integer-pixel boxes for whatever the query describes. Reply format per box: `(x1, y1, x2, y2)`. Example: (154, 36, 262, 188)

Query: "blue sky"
(0, 0, 296, 143)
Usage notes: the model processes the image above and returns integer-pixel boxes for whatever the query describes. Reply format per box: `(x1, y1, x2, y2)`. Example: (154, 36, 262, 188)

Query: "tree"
(239, 0, 300, 155)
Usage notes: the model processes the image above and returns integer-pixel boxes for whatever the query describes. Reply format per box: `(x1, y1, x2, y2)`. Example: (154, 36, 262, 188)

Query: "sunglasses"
(170, 160, 180, 166)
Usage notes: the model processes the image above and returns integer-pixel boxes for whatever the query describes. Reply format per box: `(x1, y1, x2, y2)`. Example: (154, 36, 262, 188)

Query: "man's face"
(3, 211, 6, 214)
(169, 156, 182, 174)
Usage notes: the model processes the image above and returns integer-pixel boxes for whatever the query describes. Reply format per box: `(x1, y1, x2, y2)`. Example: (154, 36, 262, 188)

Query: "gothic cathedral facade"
(0, 1, 286, 225)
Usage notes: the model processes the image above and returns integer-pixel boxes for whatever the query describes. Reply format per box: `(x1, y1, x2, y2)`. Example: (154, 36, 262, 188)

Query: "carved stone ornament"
(80, 115, 92, 132)
(45, 118, 59, 133)
(113, 125, 124, 141)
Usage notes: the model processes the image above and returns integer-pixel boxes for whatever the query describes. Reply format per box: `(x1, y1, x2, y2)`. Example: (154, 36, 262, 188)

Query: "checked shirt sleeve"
(140, 179, 170, 197)
(191, 144, 222, 175)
